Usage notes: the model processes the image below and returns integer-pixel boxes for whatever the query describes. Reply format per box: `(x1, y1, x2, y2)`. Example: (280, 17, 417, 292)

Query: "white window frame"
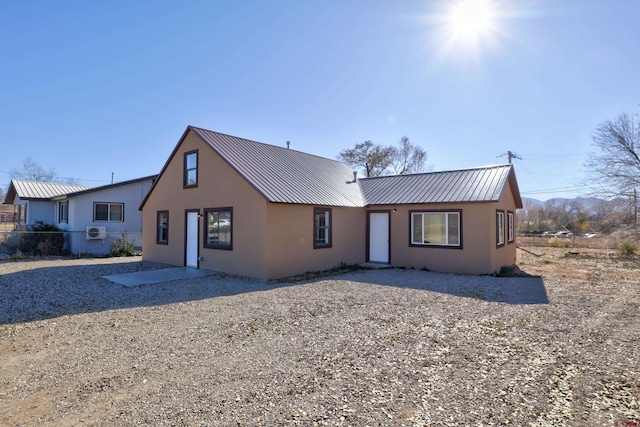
(58, 201, 68, 224)
(410, 210, 461, 247)
(497, 210, 505, 247)
(94, 202, 124, 222)
(507, 211, 515, 243)
(314, 208, 332, 249)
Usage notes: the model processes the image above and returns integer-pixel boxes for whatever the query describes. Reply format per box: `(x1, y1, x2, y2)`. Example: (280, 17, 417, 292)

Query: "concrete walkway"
(103, 267, 218, 288)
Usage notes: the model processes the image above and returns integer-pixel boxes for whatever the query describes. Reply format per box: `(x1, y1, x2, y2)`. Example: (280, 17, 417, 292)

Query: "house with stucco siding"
(139, 126, 522, 280)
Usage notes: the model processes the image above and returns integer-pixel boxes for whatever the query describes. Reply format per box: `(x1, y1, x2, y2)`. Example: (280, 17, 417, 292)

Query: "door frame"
(184, 209, 200, 268)
(366, 210, 391, 263)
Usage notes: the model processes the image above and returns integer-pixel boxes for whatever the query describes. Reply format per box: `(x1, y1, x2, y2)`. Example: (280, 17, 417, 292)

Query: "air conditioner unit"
(86, 226, 107, 240)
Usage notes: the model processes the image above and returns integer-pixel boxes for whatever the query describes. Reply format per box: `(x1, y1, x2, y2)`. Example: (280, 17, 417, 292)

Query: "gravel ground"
(1, 251, 639, 426)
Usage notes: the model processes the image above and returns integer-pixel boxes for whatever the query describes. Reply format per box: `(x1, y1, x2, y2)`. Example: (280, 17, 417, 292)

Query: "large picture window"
(314, 208, 332, 248)
(157, 211, 169, 244)
(496, 210, 505, 247)
(411, 210, 461, 247)
(58, 201, 68, 224)
(507, 211, 515, 243)
(204, 207, 232, 250)
(184, 150, 198, 188)
(94, 202, 124, 222)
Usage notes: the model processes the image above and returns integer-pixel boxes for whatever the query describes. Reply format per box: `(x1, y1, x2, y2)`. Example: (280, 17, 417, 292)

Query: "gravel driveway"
(1, 253, 639, 426)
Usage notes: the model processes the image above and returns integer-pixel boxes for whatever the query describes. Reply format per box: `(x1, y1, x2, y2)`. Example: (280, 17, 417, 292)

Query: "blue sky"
(1, 0, 638, 200)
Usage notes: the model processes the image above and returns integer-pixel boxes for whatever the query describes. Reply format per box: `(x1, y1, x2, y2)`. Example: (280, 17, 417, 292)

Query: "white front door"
(369, 212, 390, 263)
(186, 211, 199, 268)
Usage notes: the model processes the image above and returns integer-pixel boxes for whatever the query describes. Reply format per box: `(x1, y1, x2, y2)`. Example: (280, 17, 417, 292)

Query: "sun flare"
(447, 0, 495, 40)
(427, 0, 511, 64)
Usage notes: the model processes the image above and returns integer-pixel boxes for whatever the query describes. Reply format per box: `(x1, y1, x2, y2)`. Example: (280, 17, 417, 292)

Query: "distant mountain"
(521, 196, 623, 213)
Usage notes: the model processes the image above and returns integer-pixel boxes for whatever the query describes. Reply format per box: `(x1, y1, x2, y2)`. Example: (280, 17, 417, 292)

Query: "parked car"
(584, 232, 599, 238)
(555, 231, 573, 238)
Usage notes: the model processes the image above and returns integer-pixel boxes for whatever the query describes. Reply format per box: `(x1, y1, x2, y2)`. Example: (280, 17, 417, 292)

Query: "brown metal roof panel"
(191, 127, 364, 207)
(360, 165, 513, 205)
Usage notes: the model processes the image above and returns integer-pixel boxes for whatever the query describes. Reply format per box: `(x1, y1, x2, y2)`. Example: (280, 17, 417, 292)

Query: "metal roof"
(5, 179, 93, 203)
(191, 127, 365, 207)
(359, 165, 522, 207)
(139, 126, 523, 211)
(57, 175, 158, 199)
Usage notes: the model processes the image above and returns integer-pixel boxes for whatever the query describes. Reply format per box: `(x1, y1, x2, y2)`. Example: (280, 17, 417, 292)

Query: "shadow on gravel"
(0, 261, 548, 325)
(332, 269, 549, 305)
(0, 260, 294, 325)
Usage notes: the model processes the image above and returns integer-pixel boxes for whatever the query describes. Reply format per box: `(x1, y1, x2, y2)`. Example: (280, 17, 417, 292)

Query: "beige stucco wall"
(489, 179, 518, 272)
(141, 130, 269, 279)
(265, 204, 366, 279)
(368, 182, 518, 275)
(143, 129, 519, 278)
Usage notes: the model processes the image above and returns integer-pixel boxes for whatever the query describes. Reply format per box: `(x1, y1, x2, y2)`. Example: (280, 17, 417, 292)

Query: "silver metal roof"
(191, 127, 364, 207)
(359, 165, 522, 207)
(5, 179, 93, 203)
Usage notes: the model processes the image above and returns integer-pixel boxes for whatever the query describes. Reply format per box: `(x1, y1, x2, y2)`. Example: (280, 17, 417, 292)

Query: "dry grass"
(517, 245, 640, 283)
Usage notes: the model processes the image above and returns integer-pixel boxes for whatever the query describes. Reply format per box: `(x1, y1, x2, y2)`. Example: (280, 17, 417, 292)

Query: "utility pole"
(634, 188, 638, 224)
(497, 150, 522, 164)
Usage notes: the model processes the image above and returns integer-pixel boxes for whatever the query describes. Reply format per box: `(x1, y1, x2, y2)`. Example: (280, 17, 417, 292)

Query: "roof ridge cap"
(189, 126, 352, 168)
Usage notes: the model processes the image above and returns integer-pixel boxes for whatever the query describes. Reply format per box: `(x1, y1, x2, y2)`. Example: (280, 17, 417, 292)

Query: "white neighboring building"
(5, 180, 91, 227)
(4, 175, 157, 255)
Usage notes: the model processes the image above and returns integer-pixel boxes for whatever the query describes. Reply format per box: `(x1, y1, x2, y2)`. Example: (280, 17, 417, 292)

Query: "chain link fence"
(0, 230, 142, 257)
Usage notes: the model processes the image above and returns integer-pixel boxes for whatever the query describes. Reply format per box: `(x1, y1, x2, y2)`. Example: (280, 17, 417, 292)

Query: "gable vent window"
(184, 150, 198, 188)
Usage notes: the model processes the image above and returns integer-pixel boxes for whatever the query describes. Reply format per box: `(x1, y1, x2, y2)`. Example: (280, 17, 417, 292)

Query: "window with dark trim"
(314, 208, 332, 248)
(157, 211, 169, 244)
(204, 207, 232, 250)
(58, 201, 68, 224)
(184, 150, 198, 188)
(410, 210, 462, 248)
(507, 211, 515, 243)
(94, 202, 124, 222)
(496, 209, 505, 247)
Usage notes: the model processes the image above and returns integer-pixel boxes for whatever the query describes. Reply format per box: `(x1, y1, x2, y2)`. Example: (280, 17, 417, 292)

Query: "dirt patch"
(517, 246, 640, 283)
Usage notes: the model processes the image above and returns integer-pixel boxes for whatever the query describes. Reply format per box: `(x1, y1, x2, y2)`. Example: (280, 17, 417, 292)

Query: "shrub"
(111, 232, 137, 256)
(18, 222, 66, 256)
(618, 240, 637, 255)
(0, 232, 23, 255)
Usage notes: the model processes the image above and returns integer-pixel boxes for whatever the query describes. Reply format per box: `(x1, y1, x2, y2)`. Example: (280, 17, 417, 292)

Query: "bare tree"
(584, 112, 640, 197)
(10, 157, 56, 182)
(337, 140, 395, 177)
(391, 136, 429, 175)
